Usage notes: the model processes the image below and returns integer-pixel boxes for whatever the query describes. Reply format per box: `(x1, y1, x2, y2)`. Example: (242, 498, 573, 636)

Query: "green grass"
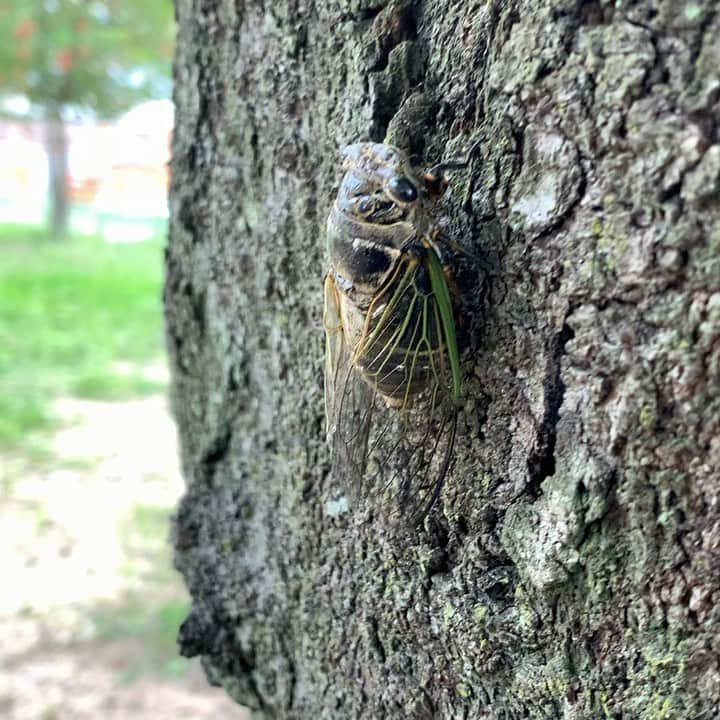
(0, 224, 167, 451)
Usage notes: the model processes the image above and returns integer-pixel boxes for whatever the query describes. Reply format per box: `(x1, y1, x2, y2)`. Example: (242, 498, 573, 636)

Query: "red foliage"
(13, 19, 37, 39)
(56, 50, 74, 73)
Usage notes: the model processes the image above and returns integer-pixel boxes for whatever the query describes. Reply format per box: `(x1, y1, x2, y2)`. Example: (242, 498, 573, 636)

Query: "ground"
(0, 392, 249, 720)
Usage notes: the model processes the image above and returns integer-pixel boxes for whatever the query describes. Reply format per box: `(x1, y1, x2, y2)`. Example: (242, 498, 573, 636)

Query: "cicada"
(324, 142, 472, 525)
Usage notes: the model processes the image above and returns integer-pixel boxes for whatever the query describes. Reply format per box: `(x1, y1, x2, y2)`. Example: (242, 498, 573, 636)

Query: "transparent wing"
(323, 272, 344, 441)
(325, 250, 460, 527)
(324, 273, 374, 488)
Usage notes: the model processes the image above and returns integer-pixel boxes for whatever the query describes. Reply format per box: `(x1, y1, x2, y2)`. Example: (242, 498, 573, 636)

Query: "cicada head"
(338, 143, 427, 225)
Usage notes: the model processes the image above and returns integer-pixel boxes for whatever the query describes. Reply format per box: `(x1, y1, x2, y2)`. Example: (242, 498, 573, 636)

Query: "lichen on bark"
(166, 1, 720, 717)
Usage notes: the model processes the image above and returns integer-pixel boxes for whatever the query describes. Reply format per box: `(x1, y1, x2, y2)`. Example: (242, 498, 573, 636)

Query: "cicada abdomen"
(324, 142, 465, 525)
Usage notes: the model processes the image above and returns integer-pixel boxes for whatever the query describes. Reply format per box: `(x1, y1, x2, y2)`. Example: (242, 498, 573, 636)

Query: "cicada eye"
(387, 175, 418, 204)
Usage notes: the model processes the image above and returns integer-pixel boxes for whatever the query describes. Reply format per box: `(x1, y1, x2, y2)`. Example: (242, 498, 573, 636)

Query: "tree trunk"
(165, 1, 720, 718)
(44, 106, 69, 239)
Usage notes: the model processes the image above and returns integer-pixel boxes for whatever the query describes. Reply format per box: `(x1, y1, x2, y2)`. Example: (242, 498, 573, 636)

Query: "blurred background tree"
(0, 0, 174, 238)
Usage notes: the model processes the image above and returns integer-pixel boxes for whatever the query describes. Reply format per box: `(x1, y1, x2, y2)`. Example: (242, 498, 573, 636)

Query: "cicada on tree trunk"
(324, 142, 474, 526)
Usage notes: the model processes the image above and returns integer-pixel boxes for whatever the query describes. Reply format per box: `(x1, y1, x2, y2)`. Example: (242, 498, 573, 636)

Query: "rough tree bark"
(165, 1, 720, 718)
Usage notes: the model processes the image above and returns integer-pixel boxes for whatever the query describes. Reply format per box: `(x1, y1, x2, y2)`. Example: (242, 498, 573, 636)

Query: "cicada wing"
(351, 251, 461, 526)
(324, 248, 461, 526)
(359, 395, 458, 527)
(324, 273, 374, 488)
(323, 272, 343, 441)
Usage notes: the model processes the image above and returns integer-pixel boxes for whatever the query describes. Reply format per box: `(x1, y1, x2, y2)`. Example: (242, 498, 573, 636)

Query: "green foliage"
(0, 0, 174, 115)
(0, 225, 166, 450)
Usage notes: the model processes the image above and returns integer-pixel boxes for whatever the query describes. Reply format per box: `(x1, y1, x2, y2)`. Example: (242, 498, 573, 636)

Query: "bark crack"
(526, 312, 575, 498)
(367, 0, 419, 73)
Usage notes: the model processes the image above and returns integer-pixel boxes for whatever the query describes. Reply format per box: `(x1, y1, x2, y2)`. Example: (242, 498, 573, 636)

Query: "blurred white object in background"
(92, 99, 174, 243)
(0, 126, 48, 225)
